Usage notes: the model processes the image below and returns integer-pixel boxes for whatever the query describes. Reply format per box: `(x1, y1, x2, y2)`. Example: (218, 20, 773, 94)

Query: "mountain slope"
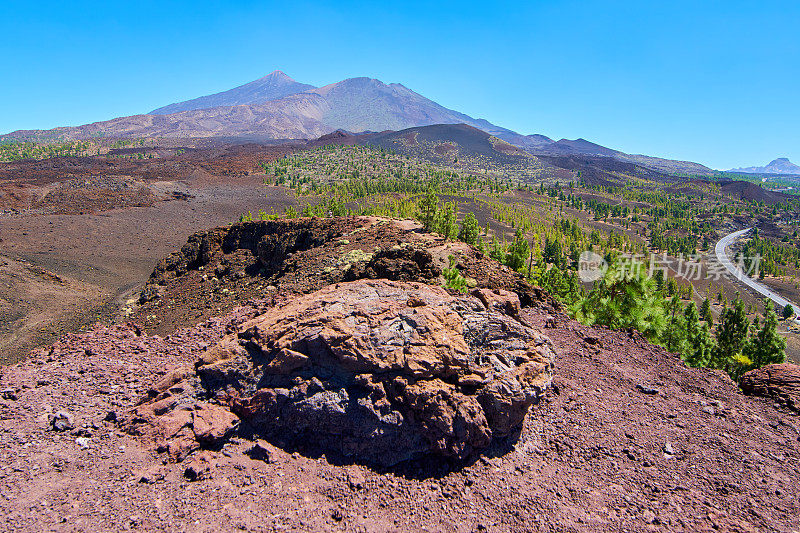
(309, 77, 479, 132)
(729, 157, 800, 175)
(719, 180, 794, 204)
(1, 73, 714, 175)
(360, 123, 533, 164)
(150, 70, 315, 115)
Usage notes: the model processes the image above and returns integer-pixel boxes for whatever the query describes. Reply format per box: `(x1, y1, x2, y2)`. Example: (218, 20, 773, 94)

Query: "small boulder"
(51, 411, 74, 432)
(636, 384, 659, 395)
(1, 388, 17, 401)
(245, 440, 276, 463)
(740, 363, 800, 411)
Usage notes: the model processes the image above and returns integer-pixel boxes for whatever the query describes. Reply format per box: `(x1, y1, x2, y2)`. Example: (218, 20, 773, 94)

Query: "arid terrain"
(2, 132, 799, 366)
(0, 130, 799, 532)
(0, 143, 298, 363)
(0, 217, 798, 532)
(5, 0, 800, 527)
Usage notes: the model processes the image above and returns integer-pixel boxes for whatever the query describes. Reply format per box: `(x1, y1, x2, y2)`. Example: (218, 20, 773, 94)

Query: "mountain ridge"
(150, 70, 316, 115)
(729, 157, 800, 175)
(1, 72, 714, 175)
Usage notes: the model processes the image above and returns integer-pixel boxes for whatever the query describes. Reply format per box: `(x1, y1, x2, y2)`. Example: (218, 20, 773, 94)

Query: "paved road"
(715, 227, 800, 324)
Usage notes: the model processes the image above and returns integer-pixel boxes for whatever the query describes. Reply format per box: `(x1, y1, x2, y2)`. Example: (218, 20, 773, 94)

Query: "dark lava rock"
(51, 411, 74, 432)
(741, 363, 800, 411)
(123, 279, 555, 467)
(345, 247, 441, 282)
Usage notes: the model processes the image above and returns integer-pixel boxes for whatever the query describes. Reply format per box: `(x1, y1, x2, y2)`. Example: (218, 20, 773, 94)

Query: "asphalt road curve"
(715, 227, 800, 325)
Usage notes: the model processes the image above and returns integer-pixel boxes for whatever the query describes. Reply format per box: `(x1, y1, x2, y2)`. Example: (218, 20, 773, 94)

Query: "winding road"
(714, 227, 800, 324)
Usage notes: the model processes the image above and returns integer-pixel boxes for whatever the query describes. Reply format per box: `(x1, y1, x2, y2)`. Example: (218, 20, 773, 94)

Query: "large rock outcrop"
(124, 279, 555, 467)
(134, 217, 560, 335)
(740, 363, 800, 411)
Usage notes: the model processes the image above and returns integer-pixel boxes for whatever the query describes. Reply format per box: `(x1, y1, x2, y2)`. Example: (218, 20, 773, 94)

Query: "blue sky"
(0, 0, 797, 170)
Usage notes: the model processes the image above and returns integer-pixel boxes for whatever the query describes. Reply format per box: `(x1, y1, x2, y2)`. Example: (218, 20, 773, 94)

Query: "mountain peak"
(150, 71, 315, 115)
(335, 77, 388, 87)
(311, 77, 395, 97)
(261, 70, 293, 81)
(729, 157, 800, 175)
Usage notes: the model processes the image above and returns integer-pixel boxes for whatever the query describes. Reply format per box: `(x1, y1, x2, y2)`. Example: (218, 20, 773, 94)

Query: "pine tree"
(435, 201, 458, 240)
(489, 236, 505, 262)
(783, 304, 796, 320)
(442, 255, 468, 293)
(570, 259, 666, 343)
(542, 237, 564, 268)
(535, 267, 583, 306)
(743, 300, 787, 368)
(663, 295, 688, 354)
(653, 270, 665, 293)
(683, 302, 715, 367)
(458, 212, 480, 245)
(700, 298, 713, 326)
(418, 188, 439, 232)
(712, 295, 750, 371)
(505, 229, 530, 272)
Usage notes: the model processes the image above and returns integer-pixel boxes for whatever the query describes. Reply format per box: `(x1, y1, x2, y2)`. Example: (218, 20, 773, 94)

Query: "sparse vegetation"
(229, 138, 800, 371)
(0, 140, 95, 161)
(442, 255, 468, 293)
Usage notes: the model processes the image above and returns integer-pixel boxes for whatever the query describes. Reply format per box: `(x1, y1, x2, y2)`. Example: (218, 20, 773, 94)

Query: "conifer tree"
(683, 302, 715, 367)
(543, 237, 565, 268)
(700, 298, 713, 326)
(570, 259, 666, 343)
(418, 188, 439, 232)
(743, 300, 787, 368)
(712, 295, 750, 371)
(536, 267, 583, 306)
(458, 212, 480, 245)
(436, 201, 458, 240)
(663, 295, 688, 354)
(489, 236, 505, 262)
(505, 229, 530, 272)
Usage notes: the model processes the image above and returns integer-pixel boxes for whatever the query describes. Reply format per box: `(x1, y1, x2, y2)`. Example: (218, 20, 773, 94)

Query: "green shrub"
(442, 255, 468, 293)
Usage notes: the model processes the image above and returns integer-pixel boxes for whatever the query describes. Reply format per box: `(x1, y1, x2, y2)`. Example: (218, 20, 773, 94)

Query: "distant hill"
(1, 71, 714, 176)
(150, 70, 315, 115)
(349, 123, 686, 187)
(359, 123, 531, 162)
(718, 179, 794, 204)
(729, 158, 800, 175)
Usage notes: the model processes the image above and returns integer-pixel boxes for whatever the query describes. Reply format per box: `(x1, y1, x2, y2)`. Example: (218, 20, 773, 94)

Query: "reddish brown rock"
(740, 363, 800, 411)
(126, 279, 555, 467)
(470, 287, 521, 317)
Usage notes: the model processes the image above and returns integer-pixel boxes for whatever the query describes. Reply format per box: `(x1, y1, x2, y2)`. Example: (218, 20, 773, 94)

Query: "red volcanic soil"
(0, 250, 797, 530)
(0, 142, 300, 363)
(0, 142, 294, 185)
(434, 142, 457, 155)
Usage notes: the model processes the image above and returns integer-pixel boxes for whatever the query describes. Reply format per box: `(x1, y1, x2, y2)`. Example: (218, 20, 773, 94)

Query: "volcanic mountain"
(729, 157, 800, 175)
(1, 71, 713, 175)
(150, 70, 315, 115)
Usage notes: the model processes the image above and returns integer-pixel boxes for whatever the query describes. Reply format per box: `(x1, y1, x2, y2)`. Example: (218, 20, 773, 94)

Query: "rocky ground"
(0, 218, 798, 532)
(0, 172, 298, 364)
(132, 217, 552, 336)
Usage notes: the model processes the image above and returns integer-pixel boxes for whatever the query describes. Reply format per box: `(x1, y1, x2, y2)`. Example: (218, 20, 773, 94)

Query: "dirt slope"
(0, 299, 797, 531)
(0, 218, 797, 532)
